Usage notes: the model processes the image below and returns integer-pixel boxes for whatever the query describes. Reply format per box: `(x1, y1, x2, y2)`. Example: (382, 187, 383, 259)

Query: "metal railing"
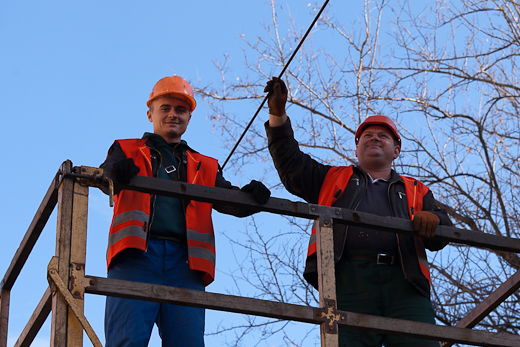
(1, 160, 520, 347)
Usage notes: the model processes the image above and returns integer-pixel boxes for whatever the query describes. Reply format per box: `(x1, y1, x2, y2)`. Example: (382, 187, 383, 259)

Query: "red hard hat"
(355, 115, 401, 147)
(147, 76, 197, 111)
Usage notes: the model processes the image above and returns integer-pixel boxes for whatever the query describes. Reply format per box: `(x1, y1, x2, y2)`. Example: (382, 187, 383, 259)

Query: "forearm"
(269, 113, 288, 127)
(212, 171, 256, 217)
(100, 142, 127, 179)
(265, 117, 330, 203)
(99, 142, 127, 194)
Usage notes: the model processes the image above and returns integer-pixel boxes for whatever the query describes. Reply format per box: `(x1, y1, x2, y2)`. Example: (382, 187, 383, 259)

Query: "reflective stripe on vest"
(308, 166, 432, 286)
(106, 139, 219, 286)
(106, 139, 153, 269)
(185, 150, 218, 286)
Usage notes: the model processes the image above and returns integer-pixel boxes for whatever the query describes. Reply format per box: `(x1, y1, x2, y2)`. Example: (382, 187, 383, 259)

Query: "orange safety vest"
(307, 165, 432, 286)
(106, 139, 219, 286)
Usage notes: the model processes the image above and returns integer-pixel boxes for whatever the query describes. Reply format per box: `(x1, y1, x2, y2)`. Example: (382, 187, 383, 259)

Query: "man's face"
(147, 96, 191, 143)
(355, 125, 400, 169)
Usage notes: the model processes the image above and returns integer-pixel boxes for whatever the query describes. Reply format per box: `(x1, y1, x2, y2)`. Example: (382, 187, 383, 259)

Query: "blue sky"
(0, 1, 341, 346)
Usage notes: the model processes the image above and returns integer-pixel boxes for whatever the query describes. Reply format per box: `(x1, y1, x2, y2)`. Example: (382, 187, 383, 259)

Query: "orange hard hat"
(355, 115, 401, 147)
(147, 76, 197, 111)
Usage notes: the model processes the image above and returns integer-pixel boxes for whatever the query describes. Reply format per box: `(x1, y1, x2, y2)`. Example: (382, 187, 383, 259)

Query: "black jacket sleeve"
(212, 169, 256, 218)
(100, 139, 258, 217)
(99, 141, 127, 194)
(265, 118, 332, 203)
(422, 189, 452, 251)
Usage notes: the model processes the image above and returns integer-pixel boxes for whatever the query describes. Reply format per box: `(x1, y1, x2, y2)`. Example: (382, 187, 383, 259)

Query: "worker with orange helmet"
(100, 76, 271, 347)
(264, 77, 452, 346)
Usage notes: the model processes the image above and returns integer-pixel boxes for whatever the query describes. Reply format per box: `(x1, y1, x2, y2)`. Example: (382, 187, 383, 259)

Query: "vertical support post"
(50, 161, 89, 347)
(51, 161, 73, 347)
(67, 167, 89, 347)
(316, 214, 339, 347)
(0, 289, 10, 347)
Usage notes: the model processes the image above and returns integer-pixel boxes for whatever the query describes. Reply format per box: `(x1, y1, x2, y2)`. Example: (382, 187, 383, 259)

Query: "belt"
(344, 253, 400, 266)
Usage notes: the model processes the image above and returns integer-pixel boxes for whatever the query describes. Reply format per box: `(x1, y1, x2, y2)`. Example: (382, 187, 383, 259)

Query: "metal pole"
(221, 0, 331, 170)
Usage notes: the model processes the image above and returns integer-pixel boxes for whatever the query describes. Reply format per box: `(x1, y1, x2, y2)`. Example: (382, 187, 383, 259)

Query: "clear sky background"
(0, 1, 351, 346)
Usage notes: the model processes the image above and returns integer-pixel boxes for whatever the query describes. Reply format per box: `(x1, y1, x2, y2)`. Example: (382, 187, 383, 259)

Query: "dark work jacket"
(265, 118, 452, 298)
(100, 135, 256, 279)
(101, 136, 253, 218)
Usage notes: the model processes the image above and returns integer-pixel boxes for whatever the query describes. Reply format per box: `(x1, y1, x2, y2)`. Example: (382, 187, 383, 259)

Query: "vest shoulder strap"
(318, 165, 354, 206)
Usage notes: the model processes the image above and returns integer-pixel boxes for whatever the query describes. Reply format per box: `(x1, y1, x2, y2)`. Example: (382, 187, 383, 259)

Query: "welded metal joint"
(68, 166, 114, 206)
(69, 262, 85, 300)
(314, 299, 345, 334)
(47, 257, 103, 347)
(309, 204, 341, 222)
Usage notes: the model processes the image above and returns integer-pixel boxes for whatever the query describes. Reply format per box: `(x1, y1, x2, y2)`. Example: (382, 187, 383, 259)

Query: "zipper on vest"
(147, 147, 162, 240)
(389, 180, 407, 279)
(174, 145, 189, 221)
(338, 171, 366, 262)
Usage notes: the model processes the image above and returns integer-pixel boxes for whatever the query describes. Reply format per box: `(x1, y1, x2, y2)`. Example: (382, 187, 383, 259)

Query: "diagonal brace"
(47, 257, 102, 347)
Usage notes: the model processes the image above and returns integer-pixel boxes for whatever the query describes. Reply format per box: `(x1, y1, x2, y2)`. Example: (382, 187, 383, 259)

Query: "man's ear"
(355, 145, 358, 158)
(147, 109, 153, 123)
(393, 146, 400, 160)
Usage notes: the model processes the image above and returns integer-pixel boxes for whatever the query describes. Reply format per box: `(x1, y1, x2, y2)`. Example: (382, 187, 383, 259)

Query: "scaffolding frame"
(1, 160, 520, 346)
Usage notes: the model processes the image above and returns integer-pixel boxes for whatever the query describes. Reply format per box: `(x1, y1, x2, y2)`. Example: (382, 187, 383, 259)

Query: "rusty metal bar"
(315, 214, 339, 346)
(0, 289, 9, 347)
(1, 170, 60, 291)
(48, 258, 102, 347)
(51, 160, 74, 347)
(64, 167, 91, 347)
(0, 166, 60, 347)
(442, 268, 520, 347)
(85, 276, 520, 346)
(13, 287, 52, 347)
(116, 176, 520, 253)
(5, 163, 520, 347)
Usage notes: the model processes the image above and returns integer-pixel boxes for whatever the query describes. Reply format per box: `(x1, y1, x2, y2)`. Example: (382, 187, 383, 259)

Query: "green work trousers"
(336, 252, 440, 347)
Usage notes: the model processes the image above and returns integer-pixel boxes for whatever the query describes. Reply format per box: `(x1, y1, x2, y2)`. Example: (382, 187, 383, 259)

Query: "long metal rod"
(1, 171, 59, 291)
(221, 0, 331, 170)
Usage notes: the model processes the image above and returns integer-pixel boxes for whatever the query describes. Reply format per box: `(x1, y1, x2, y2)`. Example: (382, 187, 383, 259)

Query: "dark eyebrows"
(363, 130, 391, 137)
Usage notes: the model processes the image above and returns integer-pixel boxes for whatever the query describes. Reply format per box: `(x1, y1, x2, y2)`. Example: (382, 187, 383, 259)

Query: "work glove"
(413, 211, 440, 239)
(110, 158, 140, 184)
(241, 180, 271, 204)
(264, 77, 288, 116)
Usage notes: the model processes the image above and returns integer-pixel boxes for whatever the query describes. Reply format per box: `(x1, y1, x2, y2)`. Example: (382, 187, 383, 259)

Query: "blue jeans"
(105, 238, 205, 347)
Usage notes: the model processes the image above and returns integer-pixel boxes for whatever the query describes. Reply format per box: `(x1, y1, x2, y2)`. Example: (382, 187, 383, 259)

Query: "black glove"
(264, 77, 288, 116)
(241, 180, 271, 204)
(110, 158, 140, 184)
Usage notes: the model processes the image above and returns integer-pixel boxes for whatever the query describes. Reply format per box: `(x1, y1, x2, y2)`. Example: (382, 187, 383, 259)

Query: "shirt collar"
(366, 172, 389, 184)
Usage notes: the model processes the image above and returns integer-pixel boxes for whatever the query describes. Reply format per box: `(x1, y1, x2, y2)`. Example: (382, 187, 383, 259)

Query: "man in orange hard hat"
(100, 76, 271, 347)
(264, 77, 452, 346)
